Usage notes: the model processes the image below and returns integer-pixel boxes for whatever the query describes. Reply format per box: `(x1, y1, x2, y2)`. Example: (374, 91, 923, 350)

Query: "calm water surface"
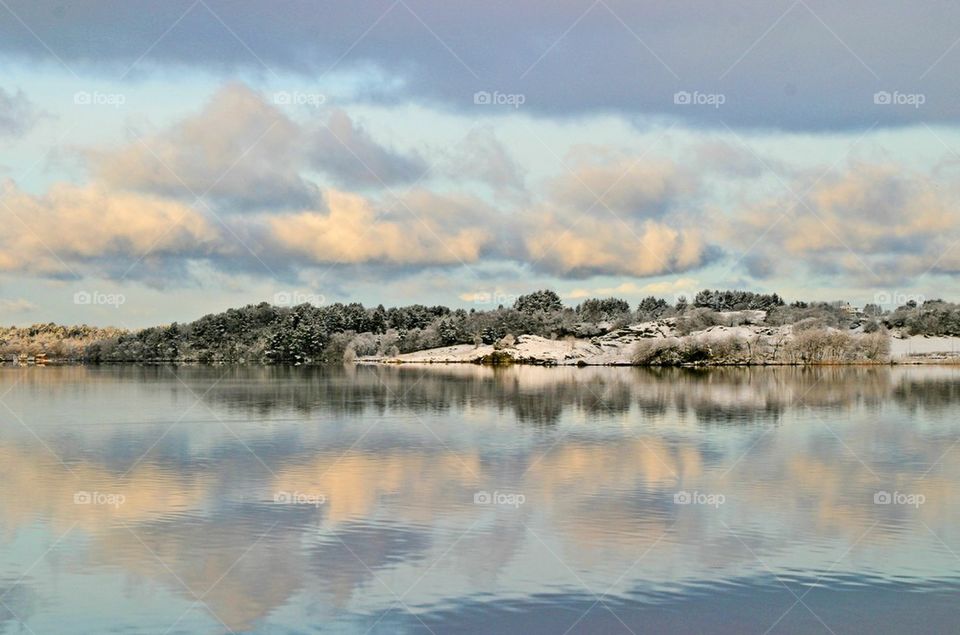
(1, 365, 959, 634)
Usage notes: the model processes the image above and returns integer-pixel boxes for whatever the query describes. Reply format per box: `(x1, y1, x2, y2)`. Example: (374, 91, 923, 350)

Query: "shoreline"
(5, 356, 960, 368)
(357, 357, 960, 368)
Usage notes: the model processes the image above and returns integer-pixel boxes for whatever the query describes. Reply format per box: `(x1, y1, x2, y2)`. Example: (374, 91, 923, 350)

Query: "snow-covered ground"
(357, 317, 960, 366)
(360, 334, 629, 365)
(359, 328, 650, 366)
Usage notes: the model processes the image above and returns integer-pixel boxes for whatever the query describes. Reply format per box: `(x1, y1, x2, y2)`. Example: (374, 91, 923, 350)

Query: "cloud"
(0, 297, 37, 313)
(91, 83, 318, 210)
(0, 179, 219, 277)
(308, 109, 426, 187)
(726, 162, 960, 282)
(0, 1, 956, 129)
(526, 214, 709, 278)
(267, 189, 495, 266)
(692, 139, 786, 179)
(521, 150, 712, 278)
(3, 131, 716, 283)
(0, 87, 38, 137)
(444, 128, 526, 197)
(547, 152, 697, 219)
(15, 70, 960, 298)
(91, 84, 427, 207)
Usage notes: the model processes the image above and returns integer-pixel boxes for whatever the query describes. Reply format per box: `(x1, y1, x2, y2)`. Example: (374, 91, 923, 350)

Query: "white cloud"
(267, 190, 495, 266)
(0, 180, 219, 276)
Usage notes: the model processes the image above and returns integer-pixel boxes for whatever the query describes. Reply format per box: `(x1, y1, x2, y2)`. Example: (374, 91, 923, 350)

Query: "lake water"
(1, 364, 959, 634)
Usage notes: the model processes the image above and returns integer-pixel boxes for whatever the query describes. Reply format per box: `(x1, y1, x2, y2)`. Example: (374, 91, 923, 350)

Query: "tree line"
(83, 290, 614, 364)
(3, 289, 956, 364)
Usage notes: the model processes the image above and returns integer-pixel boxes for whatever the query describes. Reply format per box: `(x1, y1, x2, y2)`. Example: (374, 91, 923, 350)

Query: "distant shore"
(7, 299, 960, 368)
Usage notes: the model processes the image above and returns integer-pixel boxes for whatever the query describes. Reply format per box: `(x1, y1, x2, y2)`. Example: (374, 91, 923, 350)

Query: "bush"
(679, 338, 712, 363)
(706, 334, 748, 363)
(785, 328, 854, 363)
(792, 317, 826, 332)
(632, 338, 682, 365)
(348, 332, 380, 357)
(856, 331, 891, 360)
(676, 308, 721, 335)
(767, 303, 847, 329)
(632, 334, 748, 365)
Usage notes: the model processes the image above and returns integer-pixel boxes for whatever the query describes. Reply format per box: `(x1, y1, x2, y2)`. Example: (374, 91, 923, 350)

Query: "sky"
(1, 0, 960, 327)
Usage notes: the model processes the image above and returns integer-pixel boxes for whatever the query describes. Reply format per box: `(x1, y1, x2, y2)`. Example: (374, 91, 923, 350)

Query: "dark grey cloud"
(0, 1, 958, 129)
